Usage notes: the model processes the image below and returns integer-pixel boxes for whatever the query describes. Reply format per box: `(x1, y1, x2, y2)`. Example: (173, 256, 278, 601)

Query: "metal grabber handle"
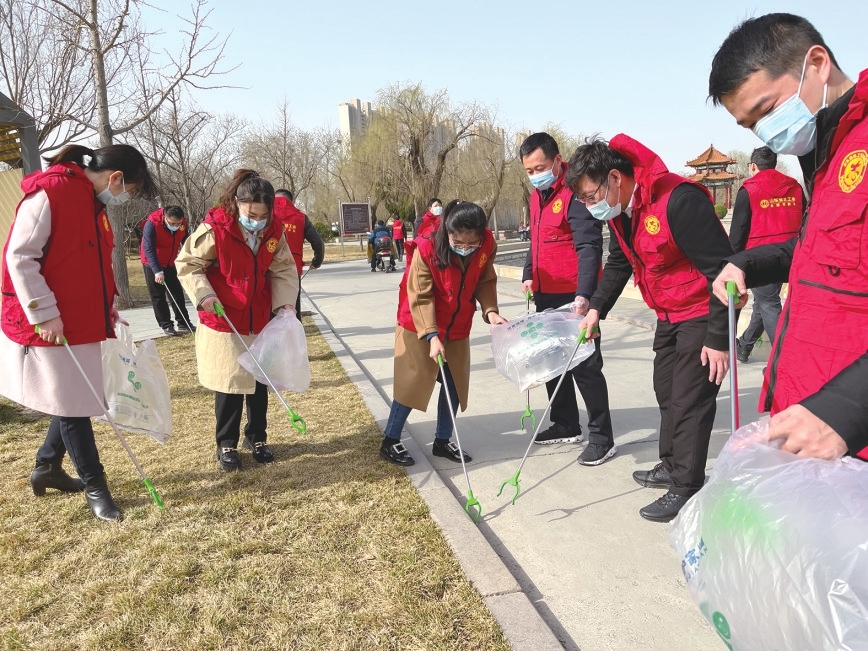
(519, 289, 537, 433)
(726, 281, 740, 432)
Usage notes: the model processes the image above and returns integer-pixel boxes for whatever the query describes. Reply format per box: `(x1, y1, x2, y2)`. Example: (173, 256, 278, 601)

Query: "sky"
(147, 0, 864, 180)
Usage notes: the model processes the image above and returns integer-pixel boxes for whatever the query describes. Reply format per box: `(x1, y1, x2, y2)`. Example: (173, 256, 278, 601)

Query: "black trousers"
(294, 275, 302, 321)
(535, 292, 614, 446)
(214, 382, 268, 447)
(652, 316, 721, 496)
(738, 282, 783, 352)
(395, 238, 405, 260)
(143, 264, 191, 329)
(36, 416, 104, 483)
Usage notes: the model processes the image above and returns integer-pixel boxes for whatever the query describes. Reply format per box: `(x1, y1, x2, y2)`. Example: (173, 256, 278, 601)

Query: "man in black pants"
(569, 134, 734, 522)
(520, 132, 616, 466)
(728, 147, 804, 363)
(140, 206, 193, 335)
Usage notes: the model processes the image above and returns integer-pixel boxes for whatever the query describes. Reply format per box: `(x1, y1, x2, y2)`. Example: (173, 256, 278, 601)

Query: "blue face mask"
(450, 244, 478, 257)
(752, 53, 827, 156)
(165, 221, 181, 232)
(528, 166, 556, 191)
(239, 213, 267, 232)
(586, 181, 621, 222)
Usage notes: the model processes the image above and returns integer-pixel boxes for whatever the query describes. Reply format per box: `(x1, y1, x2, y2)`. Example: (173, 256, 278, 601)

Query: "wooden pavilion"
(686, 145, 738, 208)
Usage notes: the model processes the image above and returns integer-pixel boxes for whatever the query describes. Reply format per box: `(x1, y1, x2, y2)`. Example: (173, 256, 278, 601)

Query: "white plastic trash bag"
(99, 324, 172, 443)
(238, 308, 310, 392)
(491, 309, 594, 393)
(670, 420, 868, 651)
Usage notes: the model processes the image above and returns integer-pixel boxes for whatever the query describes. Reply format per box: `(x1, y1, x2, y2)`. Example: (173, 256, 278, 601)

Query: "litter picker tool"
(498, 326, 595, 505)
(437, 353, 481, 523)
(519, 289, 537, 434)
(300, 265, 314, 282)
(161, 280, 196, 336)
(214, 303, 307, 435)
(35, 327, 164, 510)
(727, 281, 740, 432)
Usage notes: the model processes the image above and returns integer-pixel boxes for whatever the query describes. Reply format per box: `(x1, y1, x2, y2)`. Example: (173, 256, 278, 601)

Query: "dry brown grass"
(0, 320, 509, 650)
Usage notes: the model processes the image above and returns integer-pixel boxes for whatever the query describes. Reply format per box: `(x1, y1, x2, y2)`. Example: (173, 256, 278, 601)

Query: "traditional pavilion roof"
(686, 145, 736, 168)
(689, 170, 739, 183)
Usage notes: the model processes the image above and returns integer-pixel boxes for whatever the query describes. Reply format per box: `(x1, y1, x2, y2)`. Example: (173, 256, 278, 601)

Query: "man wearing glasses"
(566, 134, 734, 522)
(519, 132, 616, 467)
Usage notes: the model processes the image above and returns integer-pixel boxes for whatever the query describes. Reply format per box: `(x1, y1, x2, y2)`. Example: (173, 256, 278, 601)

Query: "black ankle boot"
(85, 475, 122, 521)
(31, 460, 85, 496)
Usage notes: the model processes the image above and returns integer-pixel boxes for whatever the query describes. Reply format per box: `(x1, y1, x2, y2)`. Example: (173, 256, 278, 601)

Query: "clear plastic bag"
(670, 420, 868, 650)
(99, 324, 172, 443)
(490, 308, 594, 393)
(238, 308, 310, 392)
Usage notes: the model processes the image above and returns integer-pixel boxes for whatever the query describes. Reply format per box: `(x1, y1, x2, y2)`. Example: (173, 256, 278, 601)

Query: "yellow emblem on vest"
(478, 252, 488, 268)
(839, 149, 867, 193)
(644, 215, 661, 235)
(102, 214, 110, 231)
(265, 237, 278, 253)
(180, 223, 186, 231)
(759, 199, 770, 209)
(552, 199, 563, 214)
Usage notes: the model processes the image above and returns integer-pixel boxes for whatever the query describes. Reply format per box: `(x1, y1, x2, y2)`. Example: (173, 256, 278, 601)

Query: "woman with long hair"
(176, 170, 298, 471)
(380, 200, 507, 466)
(0, 143, 156, 521)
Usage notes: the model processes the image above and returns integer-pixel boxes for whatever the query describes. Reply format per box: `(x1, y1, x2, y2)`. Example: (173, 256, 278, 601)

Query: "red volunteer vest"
(742, 169, 804, 248)
(529, 166, 579, 294)
(758, 69, 868, 460)
(396, 230, 495, 341)
(392, 220, 405, 239)
(1, 163, 116, 346)
(273, 196, 306, 275)
(138, 208, 188, 269)
(398, 212, 442, 315)
(196, 207, 282, 335)
(609, 134, 717, 323)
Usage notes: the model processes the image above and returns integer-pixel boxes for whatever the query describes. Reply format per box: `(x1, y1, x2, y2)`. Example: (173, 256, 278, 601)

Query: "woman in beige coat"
(380, 200, 507, 466)
(176, 170, 298, 471)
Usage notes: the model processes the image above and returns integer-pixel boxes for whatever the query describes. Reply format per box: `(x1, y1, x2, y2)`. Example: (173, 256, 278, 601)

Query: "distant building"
(338, 99, 376, 142)
(686, 145, 738, 208)
(514, 129, 533, 155)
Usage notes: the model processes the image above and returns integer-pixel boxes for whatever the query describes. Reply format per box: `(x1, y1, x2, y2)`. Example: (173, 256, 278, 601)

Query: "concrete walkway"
(301, 258, 770, 651)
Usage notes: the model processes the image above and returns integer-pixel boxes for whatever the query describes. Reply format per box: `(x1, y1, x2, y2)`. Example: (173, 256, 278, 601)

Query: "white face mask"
(96, 177, 130, 206)
(432, 206, 443, 216)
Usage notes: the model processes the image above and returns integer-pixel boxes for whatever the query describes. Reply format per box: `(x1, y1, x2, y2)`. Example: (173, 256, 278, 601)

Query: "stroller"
(374, 235, 396, 272)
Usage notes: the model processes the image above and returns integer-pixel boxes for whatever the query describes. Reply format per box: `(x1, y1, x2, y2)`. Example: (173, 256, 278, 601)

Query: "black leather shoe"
(85, 475, 122, 521)
(639, 491, 691, 523)
(632, 462, 671, 488)
(162, 326, 179, 337)
(380, 439, 415, 466)
(432, 439, 472, 463)
(176, 323, 196, 334)
(736, 340, 750, 364)
(31, 460, 85, 496)
(242, 438, 274, 463)
(216, 445, 242, 471)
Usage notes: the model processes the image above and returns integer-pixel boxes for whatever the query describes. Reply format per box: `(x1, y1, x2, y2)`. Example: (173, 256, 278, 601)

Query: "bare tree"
(37, 0, 235, 307)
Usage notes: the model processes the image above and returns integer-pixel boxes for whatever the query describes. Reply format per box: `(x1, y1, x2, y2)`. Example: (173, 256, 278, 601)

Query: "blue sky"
(151, 1, 863, 178)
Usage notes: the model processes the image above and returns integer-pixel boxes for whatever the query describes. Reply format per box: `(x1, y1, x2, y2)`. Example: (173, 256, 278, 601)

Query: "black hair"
(377, 219, 384, 226)
(164, 205, 184, 220)
(563, 135, 634, 191)
(750, 146, 777, 170)
(432, 200, 487, 270)
(519, 132, 559, 163)
(427, 197, 442, 209)
(218, 169, 274, 219)
(708, 13, 841, 105)
(275, 188, 293, 201)
(44, 143, 157, 199)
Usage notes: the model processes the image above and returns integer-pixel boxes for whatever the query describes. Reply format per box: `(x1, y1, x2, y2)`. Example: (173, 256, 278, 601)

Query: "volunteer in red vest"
(140, 205, 193, 336)
(273, 189, 325, 319)
(0, 143, 156, 521)
(570, 135, 734, 522)
(729, 147, 804, 363)
(380, 200, 507, 466)
(413, 197, 442, 239)
(519, 132, 616, 466)
(391, 215, 406, 261)
(177, 170, 298, 471)
(709, 13, 868, 461)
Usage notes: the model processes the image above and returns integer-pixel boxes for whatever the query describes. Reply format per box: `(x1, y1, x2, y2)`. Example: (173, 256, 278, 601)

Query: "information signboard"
(340, 203, 371, 236)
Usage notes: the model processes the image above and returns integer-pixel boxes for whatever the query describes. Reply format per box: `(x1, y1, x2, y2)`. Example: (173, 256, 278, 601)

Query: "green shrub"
(714, 204, 728, 219)
(313, 220, 334, 241)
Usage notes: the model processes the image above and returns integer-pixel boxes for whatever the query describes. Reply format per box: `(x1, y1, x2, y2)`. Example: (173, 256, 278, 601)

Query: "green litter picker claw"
(215, 303, 307, 434)
(35, 326, 165, 510)
(437, 353, 481, 523)
(498, 326, 595, 505)
(519, 289, 537, 433)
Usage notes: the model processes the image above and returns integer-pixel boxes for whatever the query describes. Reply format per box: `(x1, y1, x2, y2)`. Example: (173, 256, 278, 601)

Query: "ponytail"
(43, 145, 95, 167)
(43, 143, 157, 199)
(218, 169, 275, 219)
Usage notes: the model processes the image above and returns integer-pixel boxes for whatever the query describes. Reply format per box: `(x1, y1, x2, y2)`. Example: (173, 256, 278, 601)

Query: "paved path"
(302, 258, 770, 651)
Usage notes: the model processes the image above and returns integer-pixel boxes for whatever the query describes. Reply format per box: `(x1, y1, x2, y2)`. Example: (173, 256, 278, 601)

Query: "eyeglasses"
(449, 237, 481, 251)
(576, 179, 606, 204)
